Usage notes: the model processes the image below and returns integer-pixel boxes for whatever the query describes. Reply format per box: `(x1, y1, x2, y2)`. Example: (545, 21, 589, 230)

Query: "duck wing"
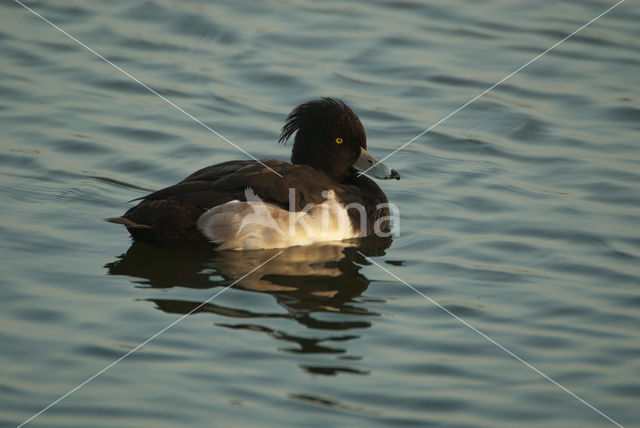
(136, 159, 336, 211)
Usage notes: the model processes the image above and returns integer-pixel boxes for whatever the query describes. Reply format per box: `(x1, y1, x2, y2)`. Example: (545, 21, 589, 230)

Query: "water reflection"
(106, 238, 392, 375)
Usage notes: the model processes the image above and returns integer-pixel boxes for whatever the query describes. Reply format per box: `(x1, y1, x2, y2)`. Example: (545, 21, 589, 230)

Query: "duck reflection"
(106, 237, 391, 376)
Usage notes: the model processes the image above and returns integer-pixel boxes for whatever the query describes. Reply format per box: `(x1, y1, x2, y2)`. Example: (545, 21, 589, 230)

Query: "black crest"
(279, 98, 359, 145)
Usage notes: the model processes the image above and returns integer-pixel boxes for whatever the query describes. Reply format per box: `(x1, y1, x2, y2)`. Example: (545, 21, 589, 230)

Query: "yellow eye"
(335, 137, 343, 144)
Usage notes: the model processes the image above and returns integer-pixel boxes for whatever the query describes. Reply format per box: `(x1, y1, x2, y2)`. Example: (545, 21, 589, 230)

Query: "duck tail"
(106, 217, 152, 229)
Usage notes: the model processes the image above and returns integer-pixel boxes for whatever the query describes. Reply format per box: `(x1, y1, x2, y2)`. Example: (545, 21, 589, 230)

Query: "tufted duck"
(108, 98, 400, 250)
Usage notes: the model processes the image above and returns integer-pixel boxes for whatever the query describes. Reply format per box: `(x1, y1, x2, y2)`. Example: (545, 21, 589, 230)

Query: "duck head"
(279, 98, 400, 182)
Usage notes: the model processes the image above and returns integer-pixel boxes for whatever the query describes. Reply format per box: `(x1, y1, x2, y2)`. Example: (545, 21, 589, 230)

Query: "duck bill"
(353, 147, 400, 180)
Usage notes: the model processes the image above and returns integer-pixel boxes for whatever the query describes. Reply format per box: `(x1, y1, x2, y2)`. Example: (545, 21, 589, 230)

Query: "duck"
(108, 98, 400, 250)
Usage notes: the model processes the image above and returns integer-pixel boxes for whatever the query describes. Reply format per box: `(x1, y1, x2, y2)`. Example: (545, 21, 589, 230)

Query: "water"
(1, 0, 639, 426)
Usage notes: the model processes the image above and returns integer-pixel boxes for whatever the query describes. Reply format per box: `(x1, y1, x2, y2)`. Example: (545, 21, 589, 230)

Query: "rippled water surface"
(1, 0, 639, 426)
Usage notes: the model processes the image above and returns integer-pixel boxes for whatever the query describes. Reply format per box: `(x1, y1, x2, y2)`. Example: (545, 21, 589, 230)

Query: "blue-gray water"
(1, 0, 639, 426)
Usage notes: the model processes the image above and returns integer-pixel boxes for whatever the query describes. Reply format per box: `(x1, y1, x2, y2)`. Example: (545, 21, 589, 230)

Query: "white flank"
(196, 189, 358, 250)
